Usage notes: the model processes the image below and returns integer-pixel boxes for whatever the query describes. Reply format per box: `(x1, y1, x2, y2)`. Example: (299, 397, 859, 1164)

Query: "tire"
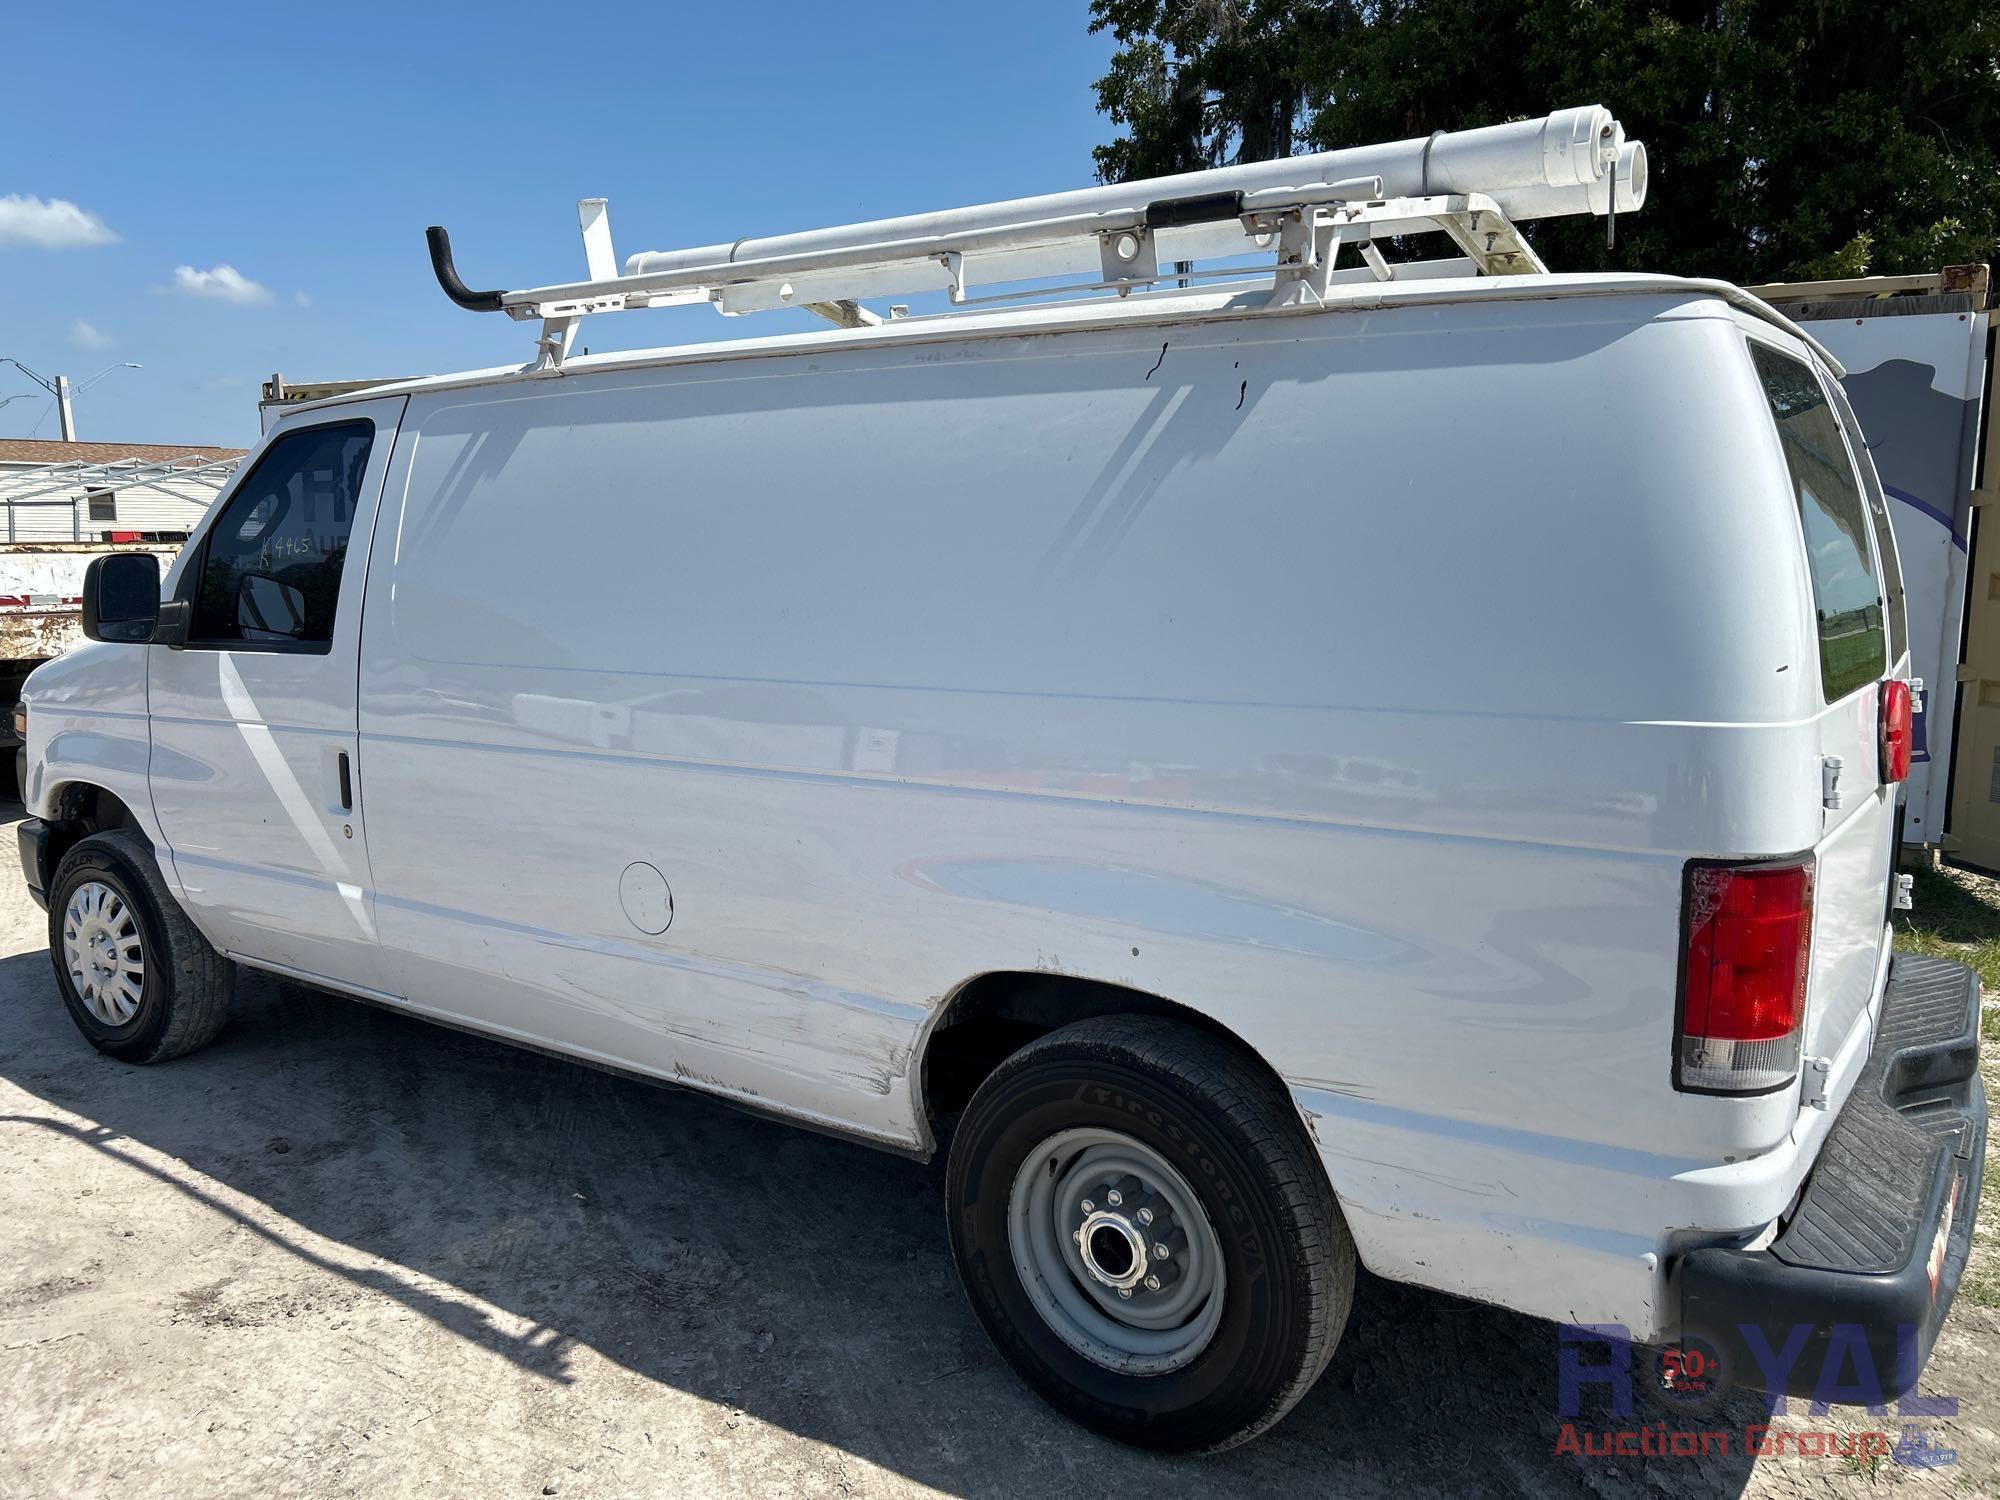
(945, 1015, 1355, 1452)
(47, 829, 233, 1063)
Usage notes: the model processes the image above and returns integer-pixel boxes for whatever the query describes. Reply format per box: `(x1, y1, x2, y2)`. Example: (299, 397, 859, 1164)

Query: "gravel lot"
(1, 794, 1995, 1498)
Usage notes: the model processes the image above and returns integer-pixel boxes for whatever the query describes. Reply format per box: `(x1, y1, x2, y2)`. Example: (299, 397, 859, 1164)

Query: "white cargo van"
(14, 110, 1987, 1451)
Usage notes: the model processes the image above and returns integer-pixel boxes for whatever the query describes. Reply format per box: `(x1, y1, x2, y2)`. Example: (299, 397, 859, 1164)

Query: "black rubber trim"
(426, 226, 507, 313)
(1673, 954, 1986, 1401)
(16, 816, 49, 911)
(1874, 954, 1983, 1098)
(1144, 191, 1245, 230)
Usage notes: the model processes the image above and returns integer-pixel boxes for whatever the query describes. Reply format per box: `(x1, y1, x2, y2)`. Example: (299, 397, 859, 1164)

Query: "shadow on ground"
(0, 949, 1772, 1498)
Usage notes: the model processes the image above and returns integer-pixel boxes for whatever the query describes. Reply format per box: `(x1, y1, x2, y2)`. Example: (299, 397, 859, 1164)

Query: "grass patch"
(1894, 865, 2000, 996)
(1892, 863, 2000, 1308)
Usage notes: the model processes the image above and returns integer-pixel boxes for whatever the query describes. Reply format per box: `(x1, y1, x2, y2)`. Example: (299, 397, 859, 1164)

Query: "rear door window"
(1751, 343, 1886, 701)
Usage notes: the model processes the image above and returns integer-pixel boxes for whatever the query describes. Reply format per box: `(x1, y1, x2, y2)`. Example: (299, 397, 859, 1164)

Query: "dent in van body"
(1309, 932, 1894, 1338)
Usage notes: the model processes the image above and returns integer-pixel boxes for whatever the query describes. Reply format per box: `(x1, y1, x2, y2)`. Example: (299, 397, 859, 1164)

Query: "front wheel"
(945, 1016, 1355, 1452)
(48, 829, 233, 1063)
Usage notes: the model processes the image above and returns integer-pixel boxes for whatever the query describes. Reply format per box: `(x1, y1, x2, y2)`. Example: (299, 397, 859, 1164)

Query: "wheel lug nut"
(1079, 1199, 1094, 1213)
(1154, 1244, 1170, 1260)
(1117, 1287, 1132, 1299)
(1136, 1207, 1154, 1226)
(1144, 1274, 1162, 1291)
(1106, 1190, 1122, 1206)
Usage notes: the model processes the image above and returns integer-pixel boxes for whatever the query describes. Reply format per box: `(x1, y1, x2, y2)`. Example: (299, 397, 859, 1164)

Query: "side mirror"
(81, 553, 162, 644)
(235, 572, 309, 641)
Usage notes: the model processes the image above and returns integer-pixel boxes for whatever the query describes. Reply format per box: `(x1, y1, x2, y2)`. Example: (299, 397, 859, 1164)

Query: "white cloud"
(0, 195, 117, 249)
(293, 290, 312, 307)
(163, 263, 273, 305)
(68, 319, 112, 350)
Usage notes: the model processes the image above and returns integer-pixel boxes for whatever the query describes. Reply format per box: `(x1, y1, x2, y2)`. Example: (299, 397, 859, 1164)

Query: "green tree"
(1090, 1, 2000, 282)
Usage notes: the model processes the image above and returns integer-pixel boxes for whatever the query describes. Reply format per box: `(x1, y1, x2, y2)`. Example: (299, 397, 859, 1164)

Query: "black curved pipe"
(426, 226, 506, 313)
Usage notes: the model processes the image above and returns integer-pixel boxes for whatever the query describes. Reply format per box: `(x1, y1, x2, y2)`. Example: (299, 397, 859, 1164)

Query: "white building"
(0, 438, 246, 543)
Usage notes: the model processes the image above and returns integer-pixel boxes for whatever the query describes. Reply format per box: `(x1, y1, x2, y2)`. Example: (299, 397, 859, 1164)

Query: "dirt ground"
(2, 796, 1997, 1498)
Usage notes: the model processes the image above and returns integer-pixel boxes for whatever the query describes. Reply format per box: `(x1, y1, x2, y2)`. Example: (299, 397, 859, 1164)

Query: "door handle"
(336, 750, 353, 811)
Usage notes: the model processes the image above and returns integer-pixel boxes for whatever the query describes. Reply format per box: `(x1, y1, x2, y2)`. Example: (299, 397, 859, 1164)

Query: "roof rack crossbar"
(423, 104, 1645, 371)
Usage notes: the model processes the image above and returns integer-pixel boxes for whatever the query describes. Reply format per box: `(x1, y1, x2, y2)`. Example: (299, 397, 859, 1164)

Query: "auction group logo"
(1554, 1325, 1958, 1469)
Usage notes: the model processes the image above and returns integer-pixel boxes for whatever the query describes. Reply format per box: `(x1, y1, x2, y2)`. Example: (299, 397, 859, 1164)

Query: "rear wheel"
(48, 829, 233, 1063)
(945, 1016, 1355, 1452)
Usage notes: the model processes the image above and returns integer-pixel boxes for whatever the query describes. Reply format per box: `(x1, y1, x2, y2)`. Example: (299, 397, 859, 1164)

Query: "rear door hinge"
(1803, 1055, 1833, 1110)
(1822, 755, 1850, 810)
(1894, 873, 1915, 911)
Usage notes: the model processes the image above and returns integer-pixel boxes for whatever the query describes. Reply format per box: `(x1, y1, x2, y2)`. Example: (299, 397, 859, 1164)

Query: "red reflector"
(1881, 679, 1913, 784)
(1682, 862, 1813, 1052)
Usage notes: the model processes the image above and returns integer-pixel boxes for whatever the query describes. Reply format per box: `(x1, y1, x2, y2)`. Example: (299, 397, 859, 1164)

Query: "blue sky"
(2, 1, 1115, 446)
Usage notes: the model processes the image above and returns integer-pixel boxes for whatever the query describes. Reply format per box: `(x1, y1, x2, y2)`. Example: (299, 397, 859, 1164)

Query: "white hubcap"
(62, 880, 145, 1025)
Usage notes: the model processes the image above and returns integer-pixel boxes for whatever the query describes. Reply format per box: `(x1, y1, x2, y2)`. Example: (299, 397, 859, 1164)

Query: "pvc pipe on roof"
(626, 106, 1647, 278)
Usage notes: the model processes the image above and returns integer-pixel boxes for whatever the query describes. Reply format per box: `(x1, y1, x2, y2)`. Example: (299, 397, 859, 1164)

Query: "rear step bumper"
(1673, 954, 1986, 1403)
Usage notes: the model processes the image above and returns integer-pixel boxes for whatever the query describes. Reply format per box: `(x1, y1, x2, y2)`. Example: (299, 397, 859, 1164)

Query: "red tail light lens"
(1881, 679, 1912, 784)
(1677, 860, 1813, 1093)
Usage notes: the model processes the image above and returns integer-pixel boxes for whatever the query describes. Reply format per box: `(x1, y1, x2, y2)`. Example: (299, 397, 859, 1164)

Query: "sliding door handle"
(336, 750, 353, 811)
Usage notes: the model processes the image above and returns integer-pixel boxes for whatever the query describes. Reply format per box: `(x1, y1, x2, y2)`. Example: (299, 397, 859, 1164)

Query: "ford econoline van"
(13, 119, 1988, 1451)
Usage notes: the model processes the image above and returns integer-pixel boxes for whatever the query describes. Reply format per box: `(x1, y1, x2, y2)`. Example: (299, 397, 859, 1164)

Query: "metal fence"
(2, 496, 89, 544)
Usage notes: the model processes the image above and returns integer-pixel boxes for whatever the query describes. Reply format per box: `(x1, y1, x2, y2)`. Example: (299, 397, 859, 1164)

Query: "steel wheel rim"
(62, 880, 145, 1026)
(1007, 1126, 1226, 1374)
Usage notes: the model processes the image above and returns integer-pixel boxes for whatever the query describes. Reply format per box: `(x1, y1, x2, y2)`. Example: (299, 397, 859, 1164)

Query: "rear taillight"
(1676, 860, 1813, 1094)
(1881, 679, 1912, 784)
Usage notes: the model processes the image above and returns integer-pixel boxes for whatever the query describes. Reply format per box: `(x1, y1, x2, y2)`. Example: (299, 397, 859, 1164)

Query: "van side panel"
(22, 642, 164, 844)
(355, 297, 1826, 1329)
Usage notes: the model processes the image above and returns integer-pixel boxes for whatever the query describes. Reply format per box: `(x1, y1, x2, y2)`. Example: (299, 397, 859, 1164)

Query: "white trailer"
(1752, 268, 1994, 860)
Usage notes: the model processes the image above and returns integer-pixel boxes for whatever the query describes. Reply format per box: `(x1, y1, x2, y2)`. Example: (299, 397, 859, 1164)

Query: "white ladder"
(425, 105, 1647, 372)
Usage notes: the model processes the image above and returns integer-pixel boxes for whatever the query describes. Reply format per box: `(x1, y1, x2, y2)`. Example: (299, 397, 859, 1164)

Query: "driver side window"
(190, 421, 373, 650)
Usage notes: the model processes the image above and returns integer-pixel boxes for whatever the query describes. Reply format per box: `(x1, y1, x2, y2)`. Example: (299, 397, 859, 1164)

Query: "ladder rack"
(425, 105, 1647, 372)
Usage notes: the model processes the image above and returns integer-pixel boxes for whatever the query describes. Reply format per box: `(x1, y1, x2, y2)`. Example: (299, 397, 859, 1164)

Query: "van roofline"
(280, 272, 1840, 418)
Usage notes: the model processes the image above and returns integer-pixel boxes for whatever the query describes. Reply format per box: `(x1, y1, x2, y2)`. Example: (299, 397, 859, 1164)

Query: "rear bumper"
(1673, 954, 1987, 1402)
(17, 815, 49, 911)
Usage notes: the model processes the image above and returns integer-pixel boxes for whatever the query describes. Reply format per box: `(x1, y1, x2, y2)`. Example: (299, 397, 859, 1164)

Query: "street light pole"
(0, 359, 142, 442)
